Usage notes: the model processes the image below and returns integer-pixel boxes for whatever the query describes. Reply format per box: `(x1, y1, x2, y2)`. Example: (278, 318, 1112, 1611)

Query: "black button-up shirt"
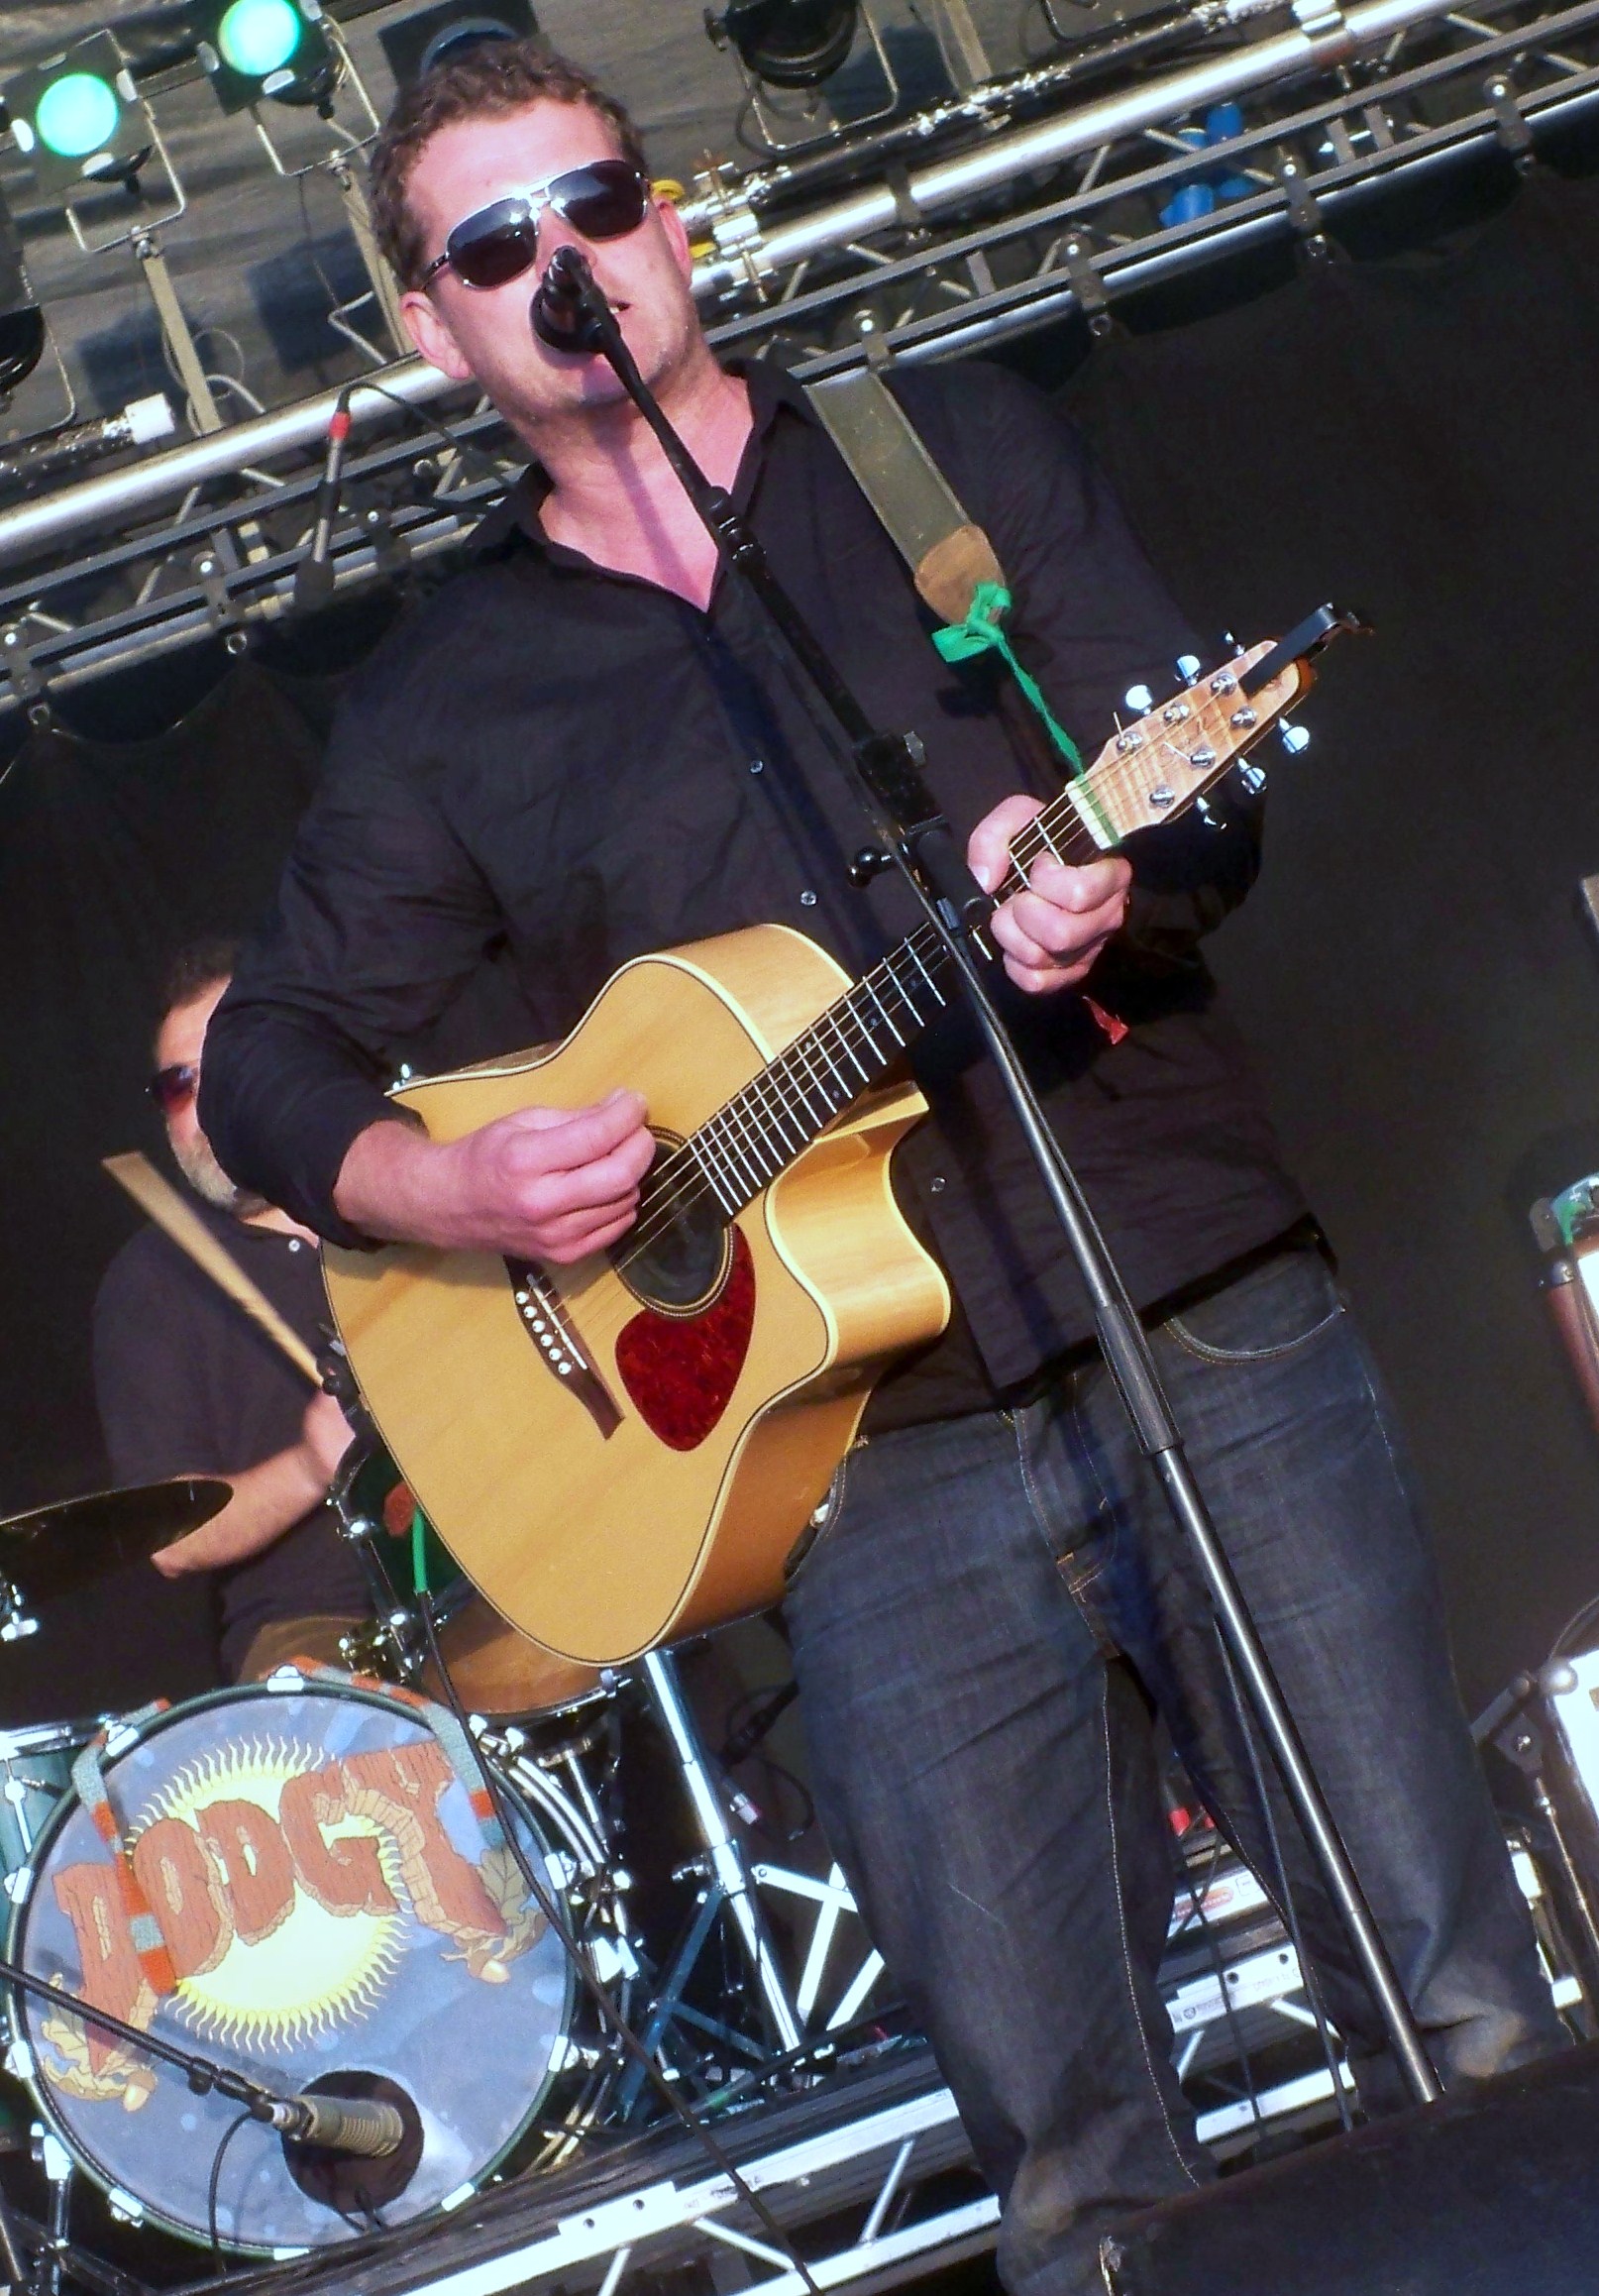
(203, 358, 1305, 1420)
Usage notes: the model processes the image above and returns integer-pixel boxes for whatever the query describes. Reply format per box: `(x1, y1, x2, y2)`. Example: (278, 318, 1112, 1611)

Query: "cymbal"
(0, 1479, 231, 1603)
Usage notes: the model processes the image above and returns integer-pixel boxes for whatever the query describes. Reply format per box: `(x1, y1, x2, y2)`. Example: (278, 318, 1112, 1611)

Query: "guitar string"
(593, 686, 1266, 1276)
(570, 671, 1275, 1283)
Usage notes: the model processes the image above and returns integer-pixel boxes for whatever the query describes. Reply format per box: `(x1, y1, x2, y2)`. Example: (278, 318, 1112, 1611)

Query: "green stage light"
(3, 33, 153, 195)
(33, 73, 121, 161)
(195, 0, 337, 112)
(218, 0, 303, 79)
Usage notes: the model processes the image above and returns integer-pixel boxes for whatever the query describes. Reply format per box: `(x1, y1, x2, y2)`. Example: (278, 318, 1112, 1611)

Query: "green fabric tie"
(411, 1505, 430, 1598)
(932, 581, 1084, 777)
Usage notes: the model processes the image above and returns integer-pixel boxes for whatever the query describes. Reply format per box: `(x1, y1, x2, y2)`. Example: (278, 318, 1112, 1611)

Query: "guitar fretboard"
(617, 642, 1290, 1267)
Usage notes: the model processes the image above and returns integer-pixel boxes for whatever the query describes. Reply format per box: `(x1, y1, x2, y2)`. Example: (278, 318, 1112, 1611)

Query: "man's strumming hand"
(334, 1087, 655, 1263)
(968, 796, 1131, 996)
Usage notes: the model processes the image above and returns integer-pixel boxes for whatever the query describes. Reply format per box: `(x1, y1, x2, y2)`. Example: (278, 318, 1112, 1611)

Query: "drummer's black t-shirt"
(92, 1198, 369, 1678)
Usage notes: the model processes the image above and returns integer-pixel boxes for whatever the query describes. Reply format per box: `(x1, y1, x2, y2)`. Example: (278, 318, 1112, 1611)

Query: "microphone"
(265, 2091, 405, 2157)
(293, 387, 354, 613)
(531, 245, 608, 353)
(0, 393, 174, 496)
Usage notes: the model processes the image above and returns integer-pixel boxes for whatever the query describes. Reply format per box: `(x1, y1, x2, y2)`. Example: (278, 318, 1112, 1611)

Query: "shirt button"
(749, 758, 765, 775)
(287, 1239, 302, 1253)
(927, 1175, 947, 1194)
(800, 890, 817, 908)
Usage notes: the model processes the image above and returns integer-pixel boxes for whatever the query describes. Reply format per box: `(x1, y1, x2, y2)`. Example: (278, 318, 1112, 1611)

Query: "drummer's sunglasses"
(419, 162, 652, 291)
(147, 1062, 199, 1114)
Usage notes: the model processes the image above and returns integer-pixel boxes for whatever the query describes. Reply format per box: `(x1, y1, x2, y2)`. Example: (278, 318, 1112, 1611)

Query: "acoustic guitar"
(324, 614, 1357, 1665)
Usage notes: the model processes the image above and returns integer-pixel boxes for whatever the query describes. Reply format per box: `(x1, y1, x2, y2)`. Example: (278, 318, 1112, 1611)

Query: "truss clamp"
(0, 623, 52, 725)
(194, 548, 247, 652)
(1275, 152, 1334, 261)
(363, 506, 411, 579)
(1062, 236, 1113, 338)
(709, 200, 773, 297)
(1484, 73, 1536, 168)
(1291, 0, 1353, 63)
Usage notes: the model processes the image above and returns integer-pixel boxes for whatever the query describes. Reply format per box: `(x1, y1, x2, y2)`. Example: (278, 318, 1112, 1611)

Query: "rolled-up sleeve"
(201, 706, 501, 1245)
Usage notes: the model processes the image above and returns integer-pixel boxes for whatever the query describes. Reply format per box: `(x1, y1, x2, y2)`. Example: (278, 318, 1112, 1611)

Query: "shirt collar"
(469, 354, 809, 563)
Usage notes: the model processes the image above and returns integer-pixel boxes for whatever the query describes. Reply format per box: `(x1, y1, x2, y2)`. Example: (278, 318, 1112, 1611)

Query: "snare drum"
(6, 1677, 589, 2253)
(0, 1721, 101, 1885)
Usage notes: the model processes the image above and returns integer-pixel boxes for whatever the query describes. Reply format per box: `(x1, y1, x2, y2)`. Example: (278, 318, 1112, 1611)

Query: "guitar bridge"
(504, 1259, 622, 1440)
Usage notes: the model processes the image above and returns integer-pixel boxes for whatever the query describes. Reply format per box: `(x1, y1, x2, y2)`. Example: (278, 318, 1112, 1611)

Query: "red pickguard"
(614, 1228, 757, 1452)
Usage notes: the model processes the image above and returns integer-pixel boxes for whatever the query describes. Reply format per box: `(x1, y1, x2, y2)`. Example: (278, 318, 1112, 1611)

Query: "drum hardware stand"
(540, 243, 1440, 2109)
(641, 1651, 804, 2054)
(412, 1599, 825, 2296)
(0, 1582, 37, 1648)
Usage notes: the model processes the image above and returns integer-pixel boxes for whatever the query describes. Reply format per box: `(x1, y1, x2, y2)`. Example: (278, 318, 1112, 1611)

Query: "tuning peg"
(1123, 683, 1154, 713)
(1237, 760, 1267, 796)
(1195, 796, 1223, 829)
(1278, 719, 1311, 755)
(1225, 630, 1245, 657)
(1175, 654, 1201, 687)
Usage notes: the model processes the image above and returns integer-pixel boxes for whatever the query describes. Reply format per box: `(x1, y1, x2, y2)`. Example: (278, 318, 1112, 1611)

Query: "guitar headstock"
(1080, 637, 1309, 846)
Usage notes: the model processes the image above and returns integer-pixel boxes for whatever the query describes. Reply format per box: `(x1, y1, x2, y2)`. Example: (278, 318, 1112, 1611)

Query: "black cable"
(206, 2110, 254, 2272)
(1215, 1628, 1355, 2134)
(415, 1597, 822, 2295)
(349, 378, 504, 489)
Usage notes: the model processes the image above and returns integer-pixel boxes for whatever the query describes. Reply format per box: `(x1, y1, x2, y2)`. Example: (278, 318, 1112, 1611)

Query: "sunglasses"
(147, 1062, 199, 1115)
(420, 161, 652, 292)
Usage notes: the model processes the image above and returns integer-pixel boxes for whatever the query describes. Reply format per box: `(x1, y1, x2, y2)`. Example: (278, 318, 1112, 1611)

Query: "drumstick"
(101, 1151, 322, 1387)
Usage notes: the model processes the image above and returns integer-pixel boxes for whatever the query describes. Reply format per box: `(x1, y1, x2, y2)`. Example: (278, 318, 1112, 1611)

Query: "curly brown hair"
(369, 41, 649, 291)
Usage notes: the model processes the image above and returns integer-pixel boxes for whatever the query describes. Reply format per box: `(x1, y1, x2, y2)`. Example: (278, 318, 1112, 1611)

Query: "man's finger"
(502, 1088, 649, 1161)
(968, 796, 1045, 893)
(1019, 853, 1131, 914)
(533, 1204, 641, 1265)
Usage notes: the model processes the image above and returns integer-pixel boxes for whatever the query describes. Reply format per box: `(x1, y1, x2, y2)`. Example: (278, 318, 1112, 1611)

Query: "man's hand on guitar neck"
(969, 797, 1131, 996)
(334, 1087, 655, 1263)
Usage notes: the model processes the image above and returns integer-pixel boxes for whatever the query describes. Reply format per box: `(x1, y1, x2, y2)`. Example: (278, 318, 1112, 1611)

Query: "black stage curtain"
(4, 165, 1599, 1723)
(0, 638, 368, 1716)
(1054, 164, 1599, 1708)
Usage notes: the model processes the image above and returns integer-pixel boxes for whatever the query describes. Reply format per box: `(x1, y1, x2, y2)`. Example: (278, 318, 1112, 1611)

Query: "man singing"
(201, 42, 1560, 2290)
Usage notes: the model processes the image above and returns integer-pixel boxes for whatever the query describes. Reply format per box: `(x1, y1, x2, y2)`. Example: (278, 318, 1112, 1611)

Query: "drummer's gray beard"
(173, 1130, 269, 1220)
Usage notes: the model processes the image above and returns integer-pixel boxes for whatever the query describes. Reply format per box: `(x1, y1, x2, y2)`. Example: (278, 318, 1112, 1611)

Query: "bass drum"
(5, 1677, 594, 2254)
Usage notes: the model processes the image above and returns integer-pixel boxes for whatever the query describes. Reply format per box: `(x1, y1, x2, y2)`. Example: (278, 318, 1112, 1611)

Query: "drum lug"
(4, 2041, 33, 2081)
(4, 1865, 33, 1906)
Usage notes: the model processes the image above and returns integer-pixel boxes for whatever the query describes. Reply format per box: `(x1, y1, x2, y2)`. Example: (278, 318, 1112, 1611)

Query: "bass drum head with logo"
(6, 1679, 575, 2254)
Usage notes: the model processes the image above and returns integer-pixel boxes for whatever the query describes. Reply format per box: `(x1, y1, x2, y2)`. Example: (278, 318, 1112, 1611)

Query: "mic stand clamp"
(549, 248, 1440, 2108)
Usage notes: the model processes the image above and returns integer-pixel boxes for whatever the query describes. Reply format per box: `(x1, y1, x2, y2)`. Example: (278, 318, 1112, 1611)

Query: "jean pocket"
(1165, 1245, 1344, 1366)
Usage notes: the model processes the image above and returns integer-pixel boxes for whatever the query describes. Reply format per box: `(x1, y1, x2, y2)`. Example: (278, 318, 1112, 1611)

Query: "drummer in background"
(92, 939, 371, 1681)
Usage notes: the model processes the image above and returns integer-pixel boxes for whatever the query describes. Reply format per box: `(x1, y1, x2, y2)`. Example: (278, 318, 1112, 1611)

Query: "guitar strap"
(802, 366, 1006, 624)
(803, 367, 1084, 776)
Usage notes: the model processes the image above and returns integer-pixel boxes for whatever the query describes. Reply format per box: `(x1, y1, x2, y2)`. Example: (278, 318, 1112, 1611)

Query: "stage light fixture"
(0, 200, 44, 396)
(193, 0, 338, 112)
(378, 2, 543, 93)
(709, 0, 860, 89)
(2, 33, 154, 194)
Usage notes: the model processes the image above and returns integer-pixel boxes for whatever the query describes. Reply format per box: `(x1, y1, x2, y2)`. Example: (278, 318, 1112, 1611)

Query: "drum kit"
(0, 1464, 890, 2277)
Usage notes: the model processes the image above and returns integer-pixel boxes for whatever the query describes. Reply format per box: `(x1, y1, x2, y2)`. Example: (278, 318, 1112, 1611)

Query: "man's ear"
(401, 286, 475, 381)
(655, 190, 694, 282)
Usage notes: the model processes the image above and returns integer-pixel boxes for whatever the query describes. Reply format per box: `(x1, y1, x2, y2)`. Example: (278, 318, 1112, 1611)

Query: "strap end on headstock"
(1240, 602, 1373, 698)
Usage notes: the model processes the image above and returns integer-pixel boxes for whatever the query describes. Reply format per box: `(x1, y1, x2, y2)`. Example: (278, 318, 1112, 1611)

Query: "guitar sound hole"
(615, 1137, 731, 1315)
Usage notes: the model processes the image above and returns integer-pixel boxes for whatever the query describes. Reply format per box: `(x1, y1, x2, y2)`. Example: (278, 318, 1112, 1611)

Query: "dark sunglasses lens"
(148, 1064, 197, 1113)
(449, 206, 540, 289)
(555, 162, 649, 241)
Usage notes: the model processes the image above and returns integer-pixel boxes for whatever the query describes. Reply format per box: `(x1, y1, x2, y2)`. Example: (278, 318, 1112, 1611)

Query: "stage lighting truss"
(0, 0, 1595, 711)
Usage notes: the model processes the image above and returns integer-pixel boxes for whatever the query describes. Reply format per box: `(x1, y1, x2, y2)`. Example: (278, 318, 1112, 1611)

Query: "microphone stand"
(0, 1946, 286, 2119)
(535, 248, 1440, 2107)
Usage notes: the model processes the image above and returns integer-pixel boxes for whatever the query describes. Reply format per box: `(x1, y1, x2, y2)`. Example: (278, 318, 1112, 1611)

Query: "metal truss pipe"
(0, 357, 461, 568)
(692, 0, 1465, 296)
